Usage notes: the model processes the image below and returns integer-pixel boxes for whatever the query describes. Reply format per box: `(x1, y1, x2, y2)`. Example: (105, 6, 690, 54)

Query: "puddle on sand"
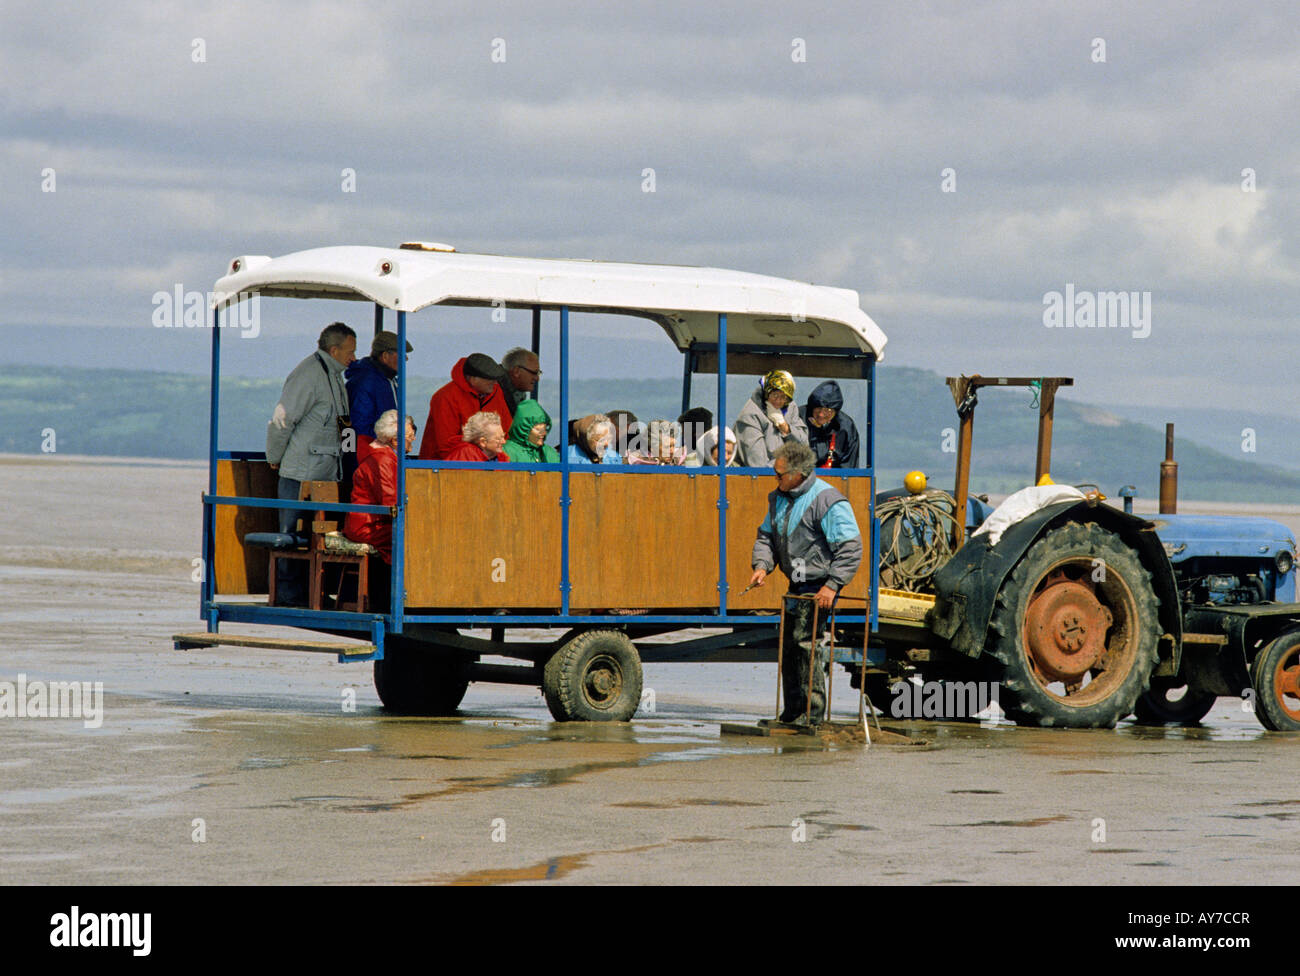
(948, 789, 1003, 794)
(428, 843, 664, 885)
(953, 815, 1072, 828)
(610, 798, 765, 809)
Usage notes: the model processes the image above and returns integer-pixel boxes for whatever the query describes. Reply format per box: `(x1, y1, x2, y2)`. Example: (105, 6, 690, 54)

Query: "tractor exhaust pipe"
(1159, 422, 1178, 514)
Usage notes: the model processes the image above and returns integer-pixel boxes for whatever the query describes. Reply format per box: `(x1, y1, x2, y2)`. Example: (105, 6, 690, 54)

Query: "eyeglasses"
(516, 364, 542, 377)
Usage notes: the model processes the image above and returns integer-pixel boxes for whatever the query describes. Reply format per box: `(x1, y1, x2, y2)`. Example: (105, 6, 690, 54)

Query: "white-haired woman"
(566, 413, 620, 464)
(344, 409, 416, 564)
(445, 411, 509, 462)
(627, 419, 686, 465)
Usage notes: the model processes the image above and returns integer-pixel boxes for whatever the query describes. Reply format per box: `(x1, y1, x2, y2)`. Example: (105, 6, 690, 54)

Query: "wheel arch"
(932, 501, 1181, 672)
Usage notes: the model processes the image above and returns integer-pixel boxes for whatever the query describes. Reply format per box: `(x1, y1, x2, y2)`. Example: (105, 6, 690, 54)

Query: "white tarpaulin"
(971, 485, 1086, 546)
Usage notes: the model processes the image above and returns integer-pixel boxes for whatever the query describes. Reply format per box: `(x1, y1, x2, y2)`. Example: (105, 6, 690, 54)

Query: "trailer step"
(172, 632, 377, 657)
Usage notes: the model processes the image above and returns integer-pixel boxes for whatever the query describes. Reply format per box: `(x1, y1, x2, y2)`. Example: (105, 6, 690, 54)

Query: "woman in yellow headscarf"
(734, 369, 809, 467)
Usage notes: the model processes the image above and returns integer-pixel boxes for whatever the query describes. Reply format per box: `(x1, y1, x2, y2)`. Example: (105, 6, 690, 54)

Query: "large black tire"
(373, 637, 470, 715)
(542, 630, 643, 722)
(1250, 629, 1300, 732)
(986, 522, 1160, 729)
(1133, 677, 1217, 726)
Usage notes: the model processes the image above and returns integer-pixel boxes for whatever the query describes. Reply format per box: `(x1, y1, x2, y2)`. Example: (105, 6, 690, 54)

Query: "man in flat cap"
(419, 352, 515, 460)
(346, 330, 414, 464)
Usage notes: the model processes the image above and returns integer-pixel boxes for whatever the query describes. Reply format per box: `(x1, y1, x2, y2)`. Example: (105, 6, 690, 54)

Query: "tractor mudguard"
(930, 501, 1182, 672)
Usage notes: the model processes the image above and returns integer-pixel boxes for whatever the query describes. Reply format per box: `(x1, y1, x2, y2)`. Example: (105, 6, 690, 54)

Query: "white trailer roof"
(212, 245, 886, 358)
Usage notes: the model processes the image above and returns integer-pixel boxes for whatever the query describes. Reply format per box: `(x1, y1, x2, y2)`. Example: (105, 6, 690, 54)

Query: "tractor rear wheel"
(986, 522, 1160, 728)
(1250, 629, 1300, 732)
(373, 637, 471, 715)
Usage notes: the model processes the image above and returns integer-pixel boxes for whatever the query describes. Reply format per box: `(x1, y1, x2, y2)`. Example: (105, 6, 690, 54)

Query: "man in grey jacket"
(266, 322, 357, 605)
(748, 442, 863, 724)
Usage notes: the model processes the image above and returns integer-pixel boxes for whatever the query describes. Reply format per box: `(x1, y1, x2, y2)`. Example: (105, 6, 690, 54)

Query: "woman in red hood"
(419, 353, 514, 459)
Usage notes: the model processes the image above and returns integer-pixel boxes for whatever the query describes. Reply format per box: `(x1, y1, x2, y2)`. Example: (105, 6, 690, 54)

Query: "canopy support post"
(391, 309, 407, 633)
(716, 314, 728, 615)
(560, 306, 572, 616)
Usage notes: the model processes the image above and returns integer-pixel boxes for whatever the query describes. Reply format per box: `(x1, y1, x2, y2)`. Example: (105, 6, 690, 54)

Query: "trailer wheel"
(543, 630, 643, 722)
(373, 637, 470, 716)
(986, 522, 1160, 729)
(1133, 678, 1217, 726)
(1250, 629, 1300, 732)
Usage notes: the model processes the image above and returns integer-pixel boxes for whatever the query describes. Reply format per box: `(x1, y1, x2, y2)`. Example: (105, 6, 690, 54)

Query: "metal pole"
(530, 306, 541, 400)
(391, 309, 406, 632)
(560, 306, 571, 616)
(681, 345, 693, 415)
(204, 303, 221, 631)
(373, 303, 383, 338)
(1034, 378, 1058, 484)
(867, 356, 879, 632)
(716, 314, 728, 616)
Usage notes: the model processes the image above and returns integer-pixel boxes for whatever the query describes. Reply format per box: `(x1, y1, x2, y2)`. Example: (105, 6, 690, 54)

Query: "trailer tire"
(543, 630, 642, 722)
(1250, 629, 1300, 732)
(986, 522, 1160, 729)
(1133, 678, 1217, 726)
(373, 638, 470, 716)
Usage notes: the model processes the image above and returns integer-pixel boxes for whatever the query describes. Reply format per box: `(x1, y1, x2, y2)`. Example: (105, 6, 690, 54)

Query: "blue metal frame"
(198, 297, 881, 649)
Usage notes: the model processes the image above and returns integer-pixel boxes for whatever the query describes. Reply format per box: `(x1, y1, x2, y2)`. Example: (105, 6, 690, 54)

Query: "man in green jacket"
(503, 399, 559, 463)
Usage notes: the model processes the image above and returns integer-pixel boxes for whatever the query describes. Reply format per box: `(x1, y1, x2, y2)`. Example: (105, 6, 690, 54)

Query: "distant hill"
(4, 363, 1298, 503)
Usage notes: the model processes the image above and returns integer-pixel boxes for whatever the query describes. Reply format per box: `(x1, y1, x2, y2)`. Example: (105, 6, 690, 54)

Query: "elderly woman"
(566, 413, 621, 464)
(504, 399, 559, 463)
(684, 426, 740, 467)
(445, 411, 510, 462)
(627, 419, 685, 465)
(344, 409, 415, 564)
(734, 369, 808, 467)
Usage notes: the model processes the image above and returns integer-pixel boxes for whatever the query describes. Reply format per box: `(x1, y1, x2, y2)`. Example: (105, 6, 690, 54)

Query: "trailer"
(175, 243, 885, 721)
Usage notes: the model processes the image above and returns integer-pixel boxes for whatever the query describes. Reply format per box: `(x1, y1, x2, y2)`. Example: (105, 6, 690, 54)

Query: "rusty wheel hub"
(583, 656, 622, 707)
(1273, 647, 1300, 720)
(1024, 580, 1113, 684)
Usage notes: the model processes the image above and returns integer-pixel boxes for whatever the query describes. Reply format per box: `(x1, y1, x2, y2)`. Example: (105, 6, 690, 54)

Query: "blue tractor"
(875, 375, 1300, 731)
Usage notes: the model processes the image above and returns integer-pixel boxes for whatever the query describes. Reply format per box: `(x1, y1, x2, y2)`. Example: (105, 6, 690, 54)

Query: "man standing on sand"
(748, 442, 862, 725)
(266, 322, 357, 605)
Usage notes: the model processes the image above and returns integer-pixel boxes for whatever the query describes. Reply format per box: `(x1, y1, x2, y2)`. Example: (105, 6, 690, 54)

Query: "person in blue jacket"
(345, 331, 413, 463)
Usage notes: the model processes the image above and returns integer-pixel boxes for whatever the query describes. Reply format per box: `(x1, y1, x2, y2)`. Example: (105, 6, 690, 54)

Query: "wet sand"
(2, 455, 1299, 885)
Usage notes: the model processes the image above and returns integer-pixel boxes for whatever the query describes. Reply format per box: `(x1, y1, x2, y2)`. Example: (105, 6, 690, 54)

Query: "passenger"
(343, 410, 414, 564)
(805, 380, 860, 468)
(445, 411, 510, 462)
(684, 426, 739, 467)
(677, 407, 713, 454)
(499, 347, 542, 412)
(503, 400, 559, 463)
(419, 353, 513, 460)
(266, 321, 357, 606)
(606, 409, 640, 457)
(345, 330, 413, 463)
(734, 369, 808, 467)
(627, 420, 685, 465)
(566, 414, 621, 464)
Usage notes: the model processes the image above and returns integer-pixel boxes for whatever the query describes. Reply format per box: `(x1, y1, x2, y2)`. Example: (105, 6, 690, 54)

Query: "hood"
(806, 380, 844, 414)
(694, 426, 738, 466)
(508, 399, 553, 445)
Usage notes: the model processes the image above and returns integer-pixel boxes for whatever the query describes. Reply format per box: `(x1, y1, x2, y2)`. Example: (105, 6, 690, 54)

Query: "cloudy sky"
(2, 1, 1297, 423)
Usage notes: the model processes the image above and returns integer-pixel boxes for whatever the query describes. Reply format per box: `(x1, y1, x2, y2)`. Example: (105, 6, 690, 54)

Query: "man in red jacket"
(419, 353, 514, 459)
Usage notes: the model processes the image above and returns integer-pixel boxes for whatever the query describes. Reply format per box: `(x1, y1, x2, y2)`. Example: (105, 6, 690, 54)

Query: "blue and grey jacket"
(752, 474, 863, 591)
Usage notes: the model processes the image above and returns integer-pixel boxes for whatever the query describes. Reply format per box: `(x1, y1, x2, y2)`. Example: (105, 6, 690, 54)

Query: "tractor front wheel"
(1250, 629, 1300, 732)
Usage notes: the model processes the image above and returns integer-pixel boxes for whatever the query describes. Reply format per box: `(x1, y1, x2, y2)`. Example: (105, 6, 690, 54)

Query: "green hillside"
(4, 364, 1297, 503)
